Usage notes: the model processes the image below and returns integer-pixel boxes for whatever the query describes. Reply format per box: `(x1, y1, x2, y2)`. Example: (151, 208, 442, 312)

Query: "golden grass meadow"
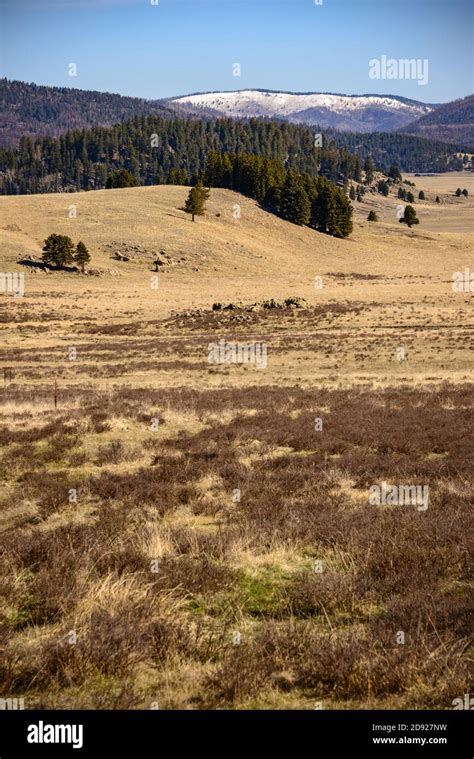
(0, 171, 473, 710)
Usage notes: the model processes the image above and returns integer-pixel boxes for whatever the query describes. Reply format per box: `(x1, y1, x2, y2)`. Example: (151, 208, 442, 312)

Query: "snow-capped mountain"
(167, 90, 435, 133)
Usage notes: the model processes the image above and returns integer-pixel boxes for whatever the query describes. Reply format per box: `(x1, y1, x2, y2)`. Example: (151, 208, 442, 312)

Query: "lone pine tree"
(399, 205, 419, 228)
(75, 241, 90, 272)
(184, 180, 210, 221)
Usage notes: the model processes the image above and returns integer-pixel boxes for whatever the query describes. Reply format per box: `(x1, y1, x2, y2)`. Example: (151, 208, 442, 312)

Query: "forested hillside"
(329, 129, 467, 173)
(401, 94, 474, 148)
(0, 114, 466, 196)
(0, 116, 358, 194)
(0, 79, 171, 148)
(203, 151, 353, 237)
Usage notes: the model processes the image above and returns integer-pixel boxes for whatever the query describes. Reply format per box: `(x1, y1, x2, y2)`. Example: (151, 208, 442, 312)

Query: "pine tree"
(75, 241, 90, 273)
(167, 168, 188, 185)
(455, 188, 462, 197)
(42, 234, 75, 268)
(353, 156, 362, 183)
(263, 184, 281, 213)
(204, 151, 224, 187)
(332, 189, 353, 237)
(279, 172, 311, 225)
(435, 196, 440, 203)
(311, 186, 330, 232)
(418, 190, 425, 200)
(406, 191, 415, 203)
(462, 188, 468, 197)
(349, 185, 356, 201)
(106, 169, 139, 188)
(364, 155, 375, 185)
(399, 205, 419, 228)
(367, 210, 378, 221)
(221, 153, 233, 187)
(388, 164, 402, 181)
(184, 180, 210, 221)
(311, 182, 352, 238)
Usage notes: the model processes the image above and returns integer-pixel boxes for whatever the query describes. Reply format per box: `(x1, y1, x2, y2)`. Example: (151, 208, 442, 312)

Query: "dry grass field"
(0, 173, 472, 710)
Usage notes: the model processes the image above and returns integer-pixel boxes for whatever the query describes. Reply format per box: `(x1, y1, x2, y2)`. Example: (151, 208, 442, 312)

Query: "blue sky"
(1, 0, 472, 103)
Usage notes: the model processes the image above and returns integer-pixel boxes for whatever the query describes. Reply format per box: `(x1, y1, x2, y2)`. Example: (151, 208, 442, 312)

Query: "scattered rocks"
(168, 297, 309, 329)
(212, 297, 307, 312)
(106, 240, 152, 260)
(107, 242, 192, 271)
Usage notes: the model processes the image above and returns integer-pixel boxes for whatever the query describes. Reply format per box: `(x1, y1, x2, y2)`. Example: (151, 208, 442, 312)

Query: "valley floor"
(0, 174, 472, 709)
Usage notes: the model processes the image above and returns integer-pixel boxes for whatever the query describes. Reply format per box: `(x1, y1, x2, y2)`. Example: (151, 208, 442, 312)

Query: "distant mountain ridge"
(401, 94, 474, 149)
(166, 89, 437, 132)
(1, 79, 471, 153)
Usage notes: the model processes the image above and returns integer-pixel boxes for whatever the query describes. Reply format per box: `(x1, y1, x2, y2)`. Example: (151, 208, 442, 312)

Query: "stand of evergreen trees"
(326, 128, 465, 173)
(204, 151, 352, 238)
(0, 110, 465, 196)
(0, 116, 362, 195)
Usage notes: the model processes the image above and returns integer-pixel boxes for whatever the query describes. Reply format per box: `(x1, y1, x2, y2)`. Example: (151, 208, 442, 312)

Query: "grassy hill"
(1, 179, 473, 371)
